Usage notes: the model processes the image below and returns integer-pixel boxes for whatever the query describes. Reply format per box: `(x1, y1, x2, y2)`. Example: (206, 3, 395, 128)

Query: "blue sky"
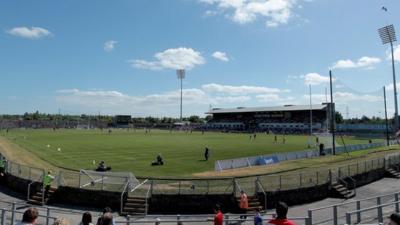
(0, 0, 400, 117)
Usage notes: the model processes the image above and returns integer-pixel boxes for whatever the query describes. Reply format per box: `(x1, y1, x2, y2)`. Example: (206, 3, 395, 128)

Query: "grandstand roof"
(206, 104, 328, 114)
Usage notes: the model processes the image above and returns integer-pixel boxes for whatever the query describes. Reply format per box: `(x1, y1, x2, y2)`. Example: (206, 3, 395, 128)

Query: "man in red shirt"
(213, 204, 223, 225)
(268, 201, 296, 225)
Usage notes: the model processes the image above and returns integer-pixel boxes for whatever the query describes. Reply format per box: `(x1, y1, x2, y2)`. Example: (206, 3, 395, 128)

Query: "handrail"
(256, 178, 267, 211)
(145, 181, 152, 215)
(234, 179, 242, 196)
(130, 179, 148, 192)
(120, 181, 130, 215)
(348, 176, 357, 196)
(345, 200, 400, 224)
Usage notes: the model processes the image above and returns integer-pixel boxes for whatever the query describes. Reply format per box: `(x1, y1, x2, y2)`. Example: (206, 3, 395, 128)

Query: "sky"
(0, 0, 400, 118)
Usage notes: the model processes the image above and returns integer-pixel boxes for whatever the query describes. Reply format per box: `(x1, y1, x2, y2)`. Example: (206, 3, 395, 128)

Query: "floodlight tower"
(378, 24, 398, 131)
(177, 69, 185, 121)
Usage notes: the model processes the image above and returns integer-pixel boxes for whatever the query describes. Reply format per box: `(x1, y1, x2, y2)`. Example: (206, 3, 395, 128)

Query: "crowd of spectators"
(14, 203, 400, 225)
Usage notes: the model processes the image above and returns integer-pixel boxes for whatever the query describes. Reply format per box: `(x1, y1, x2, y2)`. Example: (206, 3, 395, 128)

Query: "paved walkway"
(1, 178, 399, 225)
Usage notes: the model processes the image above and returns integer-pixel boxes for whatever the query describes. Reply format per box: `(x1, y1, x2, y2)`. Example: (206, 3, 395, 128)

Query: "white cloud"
(385, 82, 400, 91)
(304, 73, 332, 85)
(129, 47, 205, 70)
(199, 0, 296, 27)
(332, 56, 381, 69)
(304, 92, 381, 103)
(387, 44, 400, 62)
(6, 26, 52, 39)
(104, 40, 117, 52)
(255, 94, 282, 102)
(201, 83, 289, 95)
(212, 51, 229, 62)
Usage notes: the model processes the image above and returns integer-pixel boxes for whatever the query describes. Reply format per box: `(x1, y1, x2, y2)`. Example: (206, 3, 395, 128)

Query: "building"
(205, 103, 333, 132)
(113, 115, 132, 128)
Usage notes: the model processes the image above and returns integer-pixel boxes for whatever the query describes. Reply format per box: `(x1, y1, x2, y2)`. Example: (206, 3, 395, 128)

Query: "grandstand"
(205, 103, 334, 133)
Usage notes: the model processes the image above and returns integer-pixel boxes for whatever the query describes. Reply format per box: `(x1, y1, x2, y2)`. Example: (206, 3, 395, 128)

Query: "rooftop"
(206, 104, 328, 114)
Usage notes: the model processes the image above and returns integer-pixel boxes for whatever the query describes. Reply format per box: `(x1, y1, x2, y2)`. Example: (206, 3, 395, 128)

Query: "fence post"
(177, 214, 180, 225)
(1, 209, 6, 225)
(396, 193, 399, 213)
(150, 180, 154, 195)
(348, 165, 350, 176)
(279, 175, 282, 190)
(316, 171, 319, 185)
(101, 175, 104, 191)
(206, 180, 209, 194)
(299, 173, 302, 188)
(11, 202, 16, 225)
(356, 200, 361, 223)
(365, 161, 367, 172)
(46, 208, 50, 225)
(232, 178, 236, 195)
(178, 181, 181, 195)
(78, 172, 81, 188)
(225, 214, 229, 225)
(338, 168, 341, 178)
(307, 210, 313, 225)
(383, 158, 386, 169)
(29, 167, 32, 180)
(356, 162, 359, 174)
(377, 196, 383, 223)
(345, 212, 351, 225)
(333, 205, 338, 225)
(372, 159, 374, 169)
(329, 169, 332, 184)
(305, 217, 312, 225)
(126, 215, 130, 225)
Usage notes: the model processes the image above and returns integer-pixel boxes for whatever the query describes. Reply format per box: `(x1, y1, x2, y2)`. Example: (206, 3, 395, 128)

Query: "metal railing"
(120, 181, 130, 215)
(308, 191, 400, 225)
(346, 200, 400, 224)
(145, 181, 152, 215)
(255, 176, 267, 210)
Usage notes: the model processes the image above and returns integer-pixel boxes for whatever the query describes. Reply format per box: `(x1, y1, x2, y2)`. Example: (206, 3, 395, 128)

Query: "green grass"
(0, 129, 382, 177)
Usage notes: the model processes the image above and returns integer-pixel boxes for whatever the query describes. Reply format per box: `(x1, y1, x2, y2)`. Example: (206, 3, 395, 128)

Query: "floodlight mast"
(379, 24, 398, 131)
(177, 69, 185, 121)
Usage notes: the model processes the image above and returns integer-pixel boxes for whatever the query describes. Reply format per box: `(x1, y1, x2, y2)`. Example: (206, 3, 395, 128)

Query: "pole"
(390, 40, 399, 132)
(384, 86, 390, 146)
(330, 70, 336, 155)
(180, 76, 183, 121)
(309, 84, 313, 136)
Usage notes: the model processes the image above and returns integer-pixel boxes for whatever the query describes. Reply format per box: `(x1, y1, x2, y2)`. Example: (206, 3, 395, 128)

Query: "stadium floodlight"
(378, 24, 398, 131)
(177, 69, 185, 121)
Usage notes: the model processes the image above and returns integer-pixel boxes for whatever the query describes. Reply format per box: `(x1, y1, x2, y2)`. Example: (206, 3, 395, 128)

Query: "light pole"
(176, 69, 185, 121)
(378, 24, 398, 131)
(329, 70, 336, 155)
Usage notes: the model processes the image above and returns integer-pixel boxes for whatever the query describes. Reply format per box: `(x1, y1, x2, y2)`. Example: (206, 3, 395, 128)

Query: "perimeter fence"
(3, 148, 400, 196)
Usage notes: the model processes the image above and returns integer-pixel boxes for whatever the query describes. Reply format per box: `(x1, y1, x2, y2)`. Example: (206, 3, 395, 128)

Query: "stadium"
(1, 1, 400, 225)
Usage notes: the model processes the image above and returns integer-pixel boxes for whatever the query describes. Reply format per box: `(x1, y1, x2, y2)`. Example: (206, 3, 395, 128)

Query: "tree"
(188, 115, 201, 123)
(335, 111, 344, 124)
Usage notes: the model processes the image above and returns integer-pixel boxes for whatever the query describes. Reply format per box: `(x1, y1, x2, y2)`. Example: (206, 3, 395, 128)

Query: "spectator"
(97, 208, 115, 225)
(80, 212, 93, 225)
(213, 204, 223, 225)
(204, 147, 210, 161)
(98, 213, 113, 225)
(388, 213, 400, 225)
(15, 207, 39, 225)
(43, 171, 55, 198)
(53, 218, 69, 225)
(267, 202, 296, 225)
(254, 208, 263, 225)
(239, 190, 248, 219)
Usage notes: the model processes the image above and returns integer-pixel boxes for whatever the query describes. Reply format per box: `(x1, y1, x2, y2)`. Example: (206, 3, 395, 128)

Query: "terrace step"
(122, 197, 147, 216)
(386, 168, 400, 179)
(331, 182, 355, 199)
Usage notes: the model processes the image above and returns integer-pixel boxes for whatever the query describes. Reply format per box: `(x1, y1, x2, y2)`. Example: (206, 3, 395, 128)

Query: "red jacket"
(268, 218, 297, 225)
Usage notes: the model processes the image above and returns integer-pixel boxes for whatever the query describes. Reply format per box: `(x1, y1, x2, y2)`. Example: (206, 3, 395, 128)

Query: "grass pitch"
(0, 129, 382, 177)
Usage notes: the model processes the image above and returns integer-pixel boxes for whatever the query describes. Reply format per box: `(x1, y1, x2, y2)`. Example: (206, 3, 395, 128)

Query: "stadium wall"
(215, 141, 393, 171)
